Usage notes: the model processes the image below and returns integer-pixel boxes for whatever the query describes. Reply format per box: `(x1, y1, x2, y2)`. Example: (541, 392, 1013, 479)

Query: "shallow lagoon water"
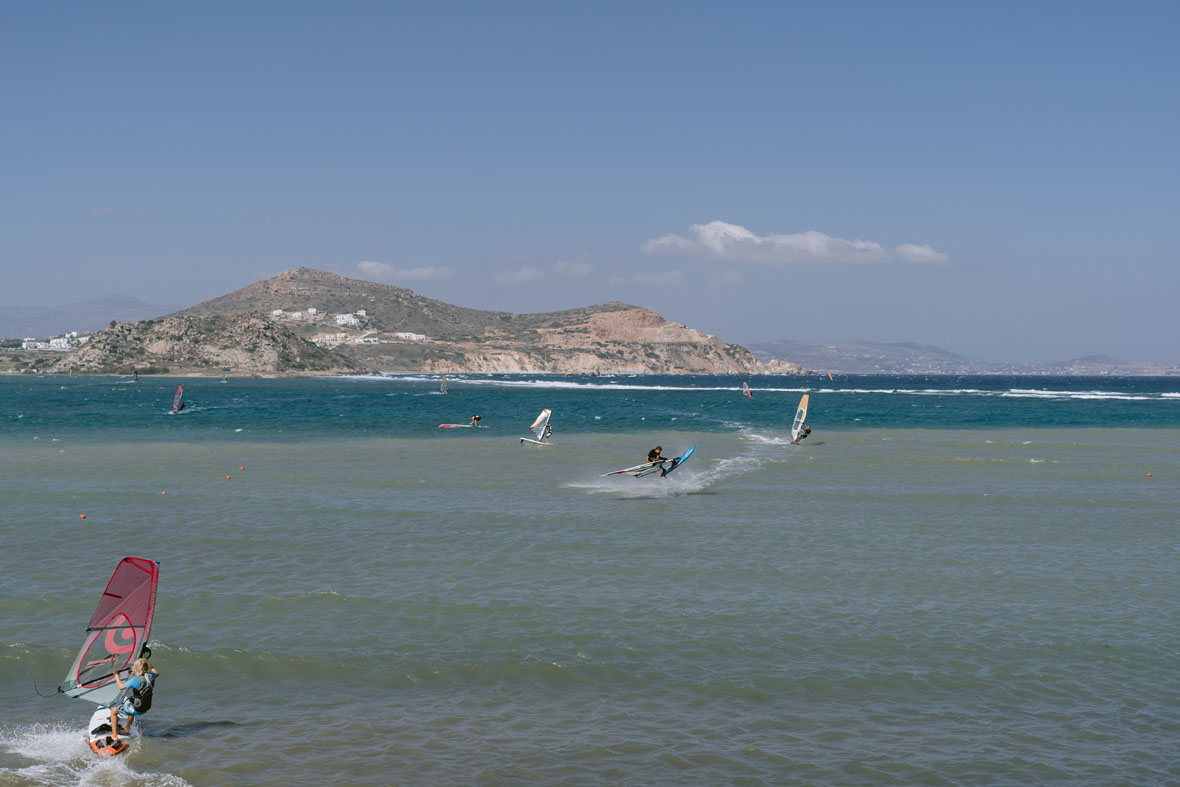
(1, 375, 1177, 785)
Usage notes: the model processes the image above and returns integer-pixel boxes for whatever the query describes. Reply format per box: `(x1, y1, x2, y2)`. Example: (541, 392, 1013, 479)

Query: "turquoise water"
(1, 375, 1177, 785)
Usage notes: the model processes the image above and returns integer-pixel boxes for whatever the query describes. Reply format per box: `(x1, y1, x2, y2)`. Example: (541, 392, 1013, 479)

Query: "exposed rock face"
(47, 314, 360, 376)
(50, 268, 805, 376)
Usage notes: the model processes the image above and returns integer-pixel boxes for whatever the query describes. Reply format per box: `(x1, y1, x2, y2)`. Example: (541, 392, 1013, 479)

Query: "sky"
(2, 1, 1177, 363)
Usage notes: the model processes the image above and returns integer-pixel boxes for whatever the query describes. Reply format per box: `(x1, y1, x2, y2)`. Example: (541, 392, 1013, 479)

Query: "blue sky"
(3, 1, 1177, 362)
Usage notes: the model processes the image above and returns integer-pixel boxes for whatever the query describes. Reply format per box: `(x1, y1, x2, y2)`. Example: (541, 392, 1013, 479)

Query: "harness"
(128, 672, 154, 712)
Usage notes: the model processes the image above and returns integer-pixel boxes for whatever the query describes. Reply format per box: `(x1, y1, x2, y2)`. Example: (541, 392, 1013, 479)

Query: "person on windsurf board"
(602, 445, 695, 478)
(792, 425, 811, 444)
(104, 657, 159, 745)
(470, 415, 481, 427)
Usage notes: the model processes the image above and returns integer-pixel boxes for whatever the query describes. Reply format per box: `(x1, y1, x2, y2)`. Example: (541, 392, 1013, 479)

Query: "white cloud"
(492, 260, 594, 285)
(643, 221, 947, 265)
(493, 266, 546, 284)
(894, 243, 950, 263)
(608, 271, 683, 286)
(357, 261, 453, 282)
(553, 260, 593, 277)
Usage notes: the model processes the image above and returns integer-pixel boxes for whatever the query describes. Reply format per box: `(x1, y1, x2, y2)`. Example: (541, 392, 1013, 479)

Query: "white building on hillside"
(393, 332, 426, 342)
(311, 333, 349, 347)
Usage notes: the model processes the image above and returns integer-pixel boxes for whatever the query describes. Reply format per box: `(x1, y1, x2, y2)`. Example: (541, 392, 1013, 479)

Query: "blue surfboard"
(660, 444, 696, 477)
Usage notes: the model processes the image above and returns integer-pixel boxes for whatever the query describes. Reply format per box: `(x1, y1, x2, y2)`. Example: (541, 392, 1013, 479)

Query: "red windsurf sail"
(60, 557, 158, 707)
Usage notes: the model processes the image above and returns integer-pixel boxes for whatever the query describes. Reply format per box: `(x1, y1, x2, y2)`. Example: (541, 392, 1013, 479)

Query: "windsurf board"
(87, 706, 131, 756)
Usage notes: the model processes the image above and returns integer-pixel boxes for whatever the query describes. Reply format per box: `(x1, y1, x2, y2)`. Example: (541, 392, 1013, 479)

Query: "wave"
(1002, 389, 1159, 401)
(0, 722, 191, 787)
(334, 375, 1180, 402)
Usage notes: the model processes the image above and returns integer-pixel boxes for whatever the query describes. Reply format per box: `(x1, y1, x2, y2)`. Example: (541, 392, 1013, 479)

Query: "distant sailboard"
(520, 408, 552, 445)
(602, 445, 696, 478)
(742, 382, 752, 398)
(440, 375, 448, 394)
(171, 385, 184, 413)
(59, 557, 159, 757)
(790, 394, 809, 444)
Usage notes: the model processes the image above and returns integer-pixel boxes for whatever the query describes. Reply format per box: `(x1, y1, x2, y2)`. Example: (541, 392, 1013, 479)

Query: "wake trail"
(568, 428, 797, 498)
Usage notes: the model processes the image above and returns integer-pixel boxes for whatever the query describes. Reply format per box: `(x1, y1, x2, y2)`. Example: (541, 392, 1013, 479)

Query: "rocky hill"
(49, 268, 803, 376)
(46, 313, 361, 376)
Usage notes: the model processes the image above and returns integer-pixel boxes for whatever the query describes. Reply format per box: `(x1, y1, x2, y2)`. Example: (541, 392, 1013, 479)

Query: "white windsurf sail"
(60, 557, 158, 708)
(601, 461, 661, 477)
(791, 394, 809, 443)
(529, 409, 551, 441)
(440, 375, 448, 394)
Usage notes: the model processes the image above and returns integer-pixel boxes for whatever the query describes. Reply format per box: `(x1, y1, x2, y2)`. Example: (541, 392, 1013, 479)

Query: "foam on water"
(0, 723, 189, 787)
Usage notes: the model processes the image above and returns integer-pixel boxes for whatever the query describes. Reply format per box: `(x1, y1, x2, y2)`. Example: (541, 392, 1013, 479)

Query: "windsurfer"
(470, 415, 481, 427)
(543, 422, 553, 442)
(793, 425, 811, 444)
(646, 446, 665, 463)
(109, 658, 158, 742)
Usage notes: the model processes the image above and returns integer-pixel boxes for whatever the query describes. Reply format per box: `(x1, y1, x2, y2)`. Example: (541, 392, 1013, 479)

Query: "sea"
(0, 373, 1177, 786)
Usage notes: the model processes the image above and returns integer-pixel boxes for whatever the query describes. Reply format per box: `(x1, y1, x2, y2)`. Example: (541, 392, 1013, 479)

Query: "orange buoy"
(239, 466, 245, 471)
(161, 491, 166, 495)
(1147, 473, 1152, 478)
(226, 475, 232, 480)
(80, 514, 86, 519)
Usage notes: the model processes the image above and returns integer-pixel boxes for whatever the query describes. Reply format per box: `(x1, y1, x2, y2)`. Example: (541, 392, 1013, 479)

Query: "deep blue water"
(2, 374, 1178, 443)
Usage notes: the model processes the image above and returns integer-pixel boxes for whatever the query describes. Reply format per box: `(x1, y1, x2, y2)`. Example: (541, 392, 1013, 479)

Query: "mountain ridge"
(0, 295, 182, 339)
(749, 339, 1179, 375)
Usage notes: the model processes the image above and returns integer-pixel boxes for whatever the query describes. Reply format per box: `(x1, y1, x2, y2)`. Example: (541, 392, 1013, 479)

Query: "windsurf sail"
(742, 382, 752, 398)
(172, 385, 183, 411)
(827, 371, 833, 382)
(601, 460, 662, 477)
(60, 557, 158, 708)
(603, 445, 696, 478)
(527, 409, 552, 442)
(440, 375, 448, 394)
(791, 394, 810, 443)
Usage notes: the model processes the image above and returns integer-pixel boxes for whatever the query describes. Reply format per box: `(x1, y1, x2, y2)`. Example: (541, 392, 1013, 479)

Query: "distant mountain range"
(748, 339, 1179, 376)
(0, 295, 181, 339)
